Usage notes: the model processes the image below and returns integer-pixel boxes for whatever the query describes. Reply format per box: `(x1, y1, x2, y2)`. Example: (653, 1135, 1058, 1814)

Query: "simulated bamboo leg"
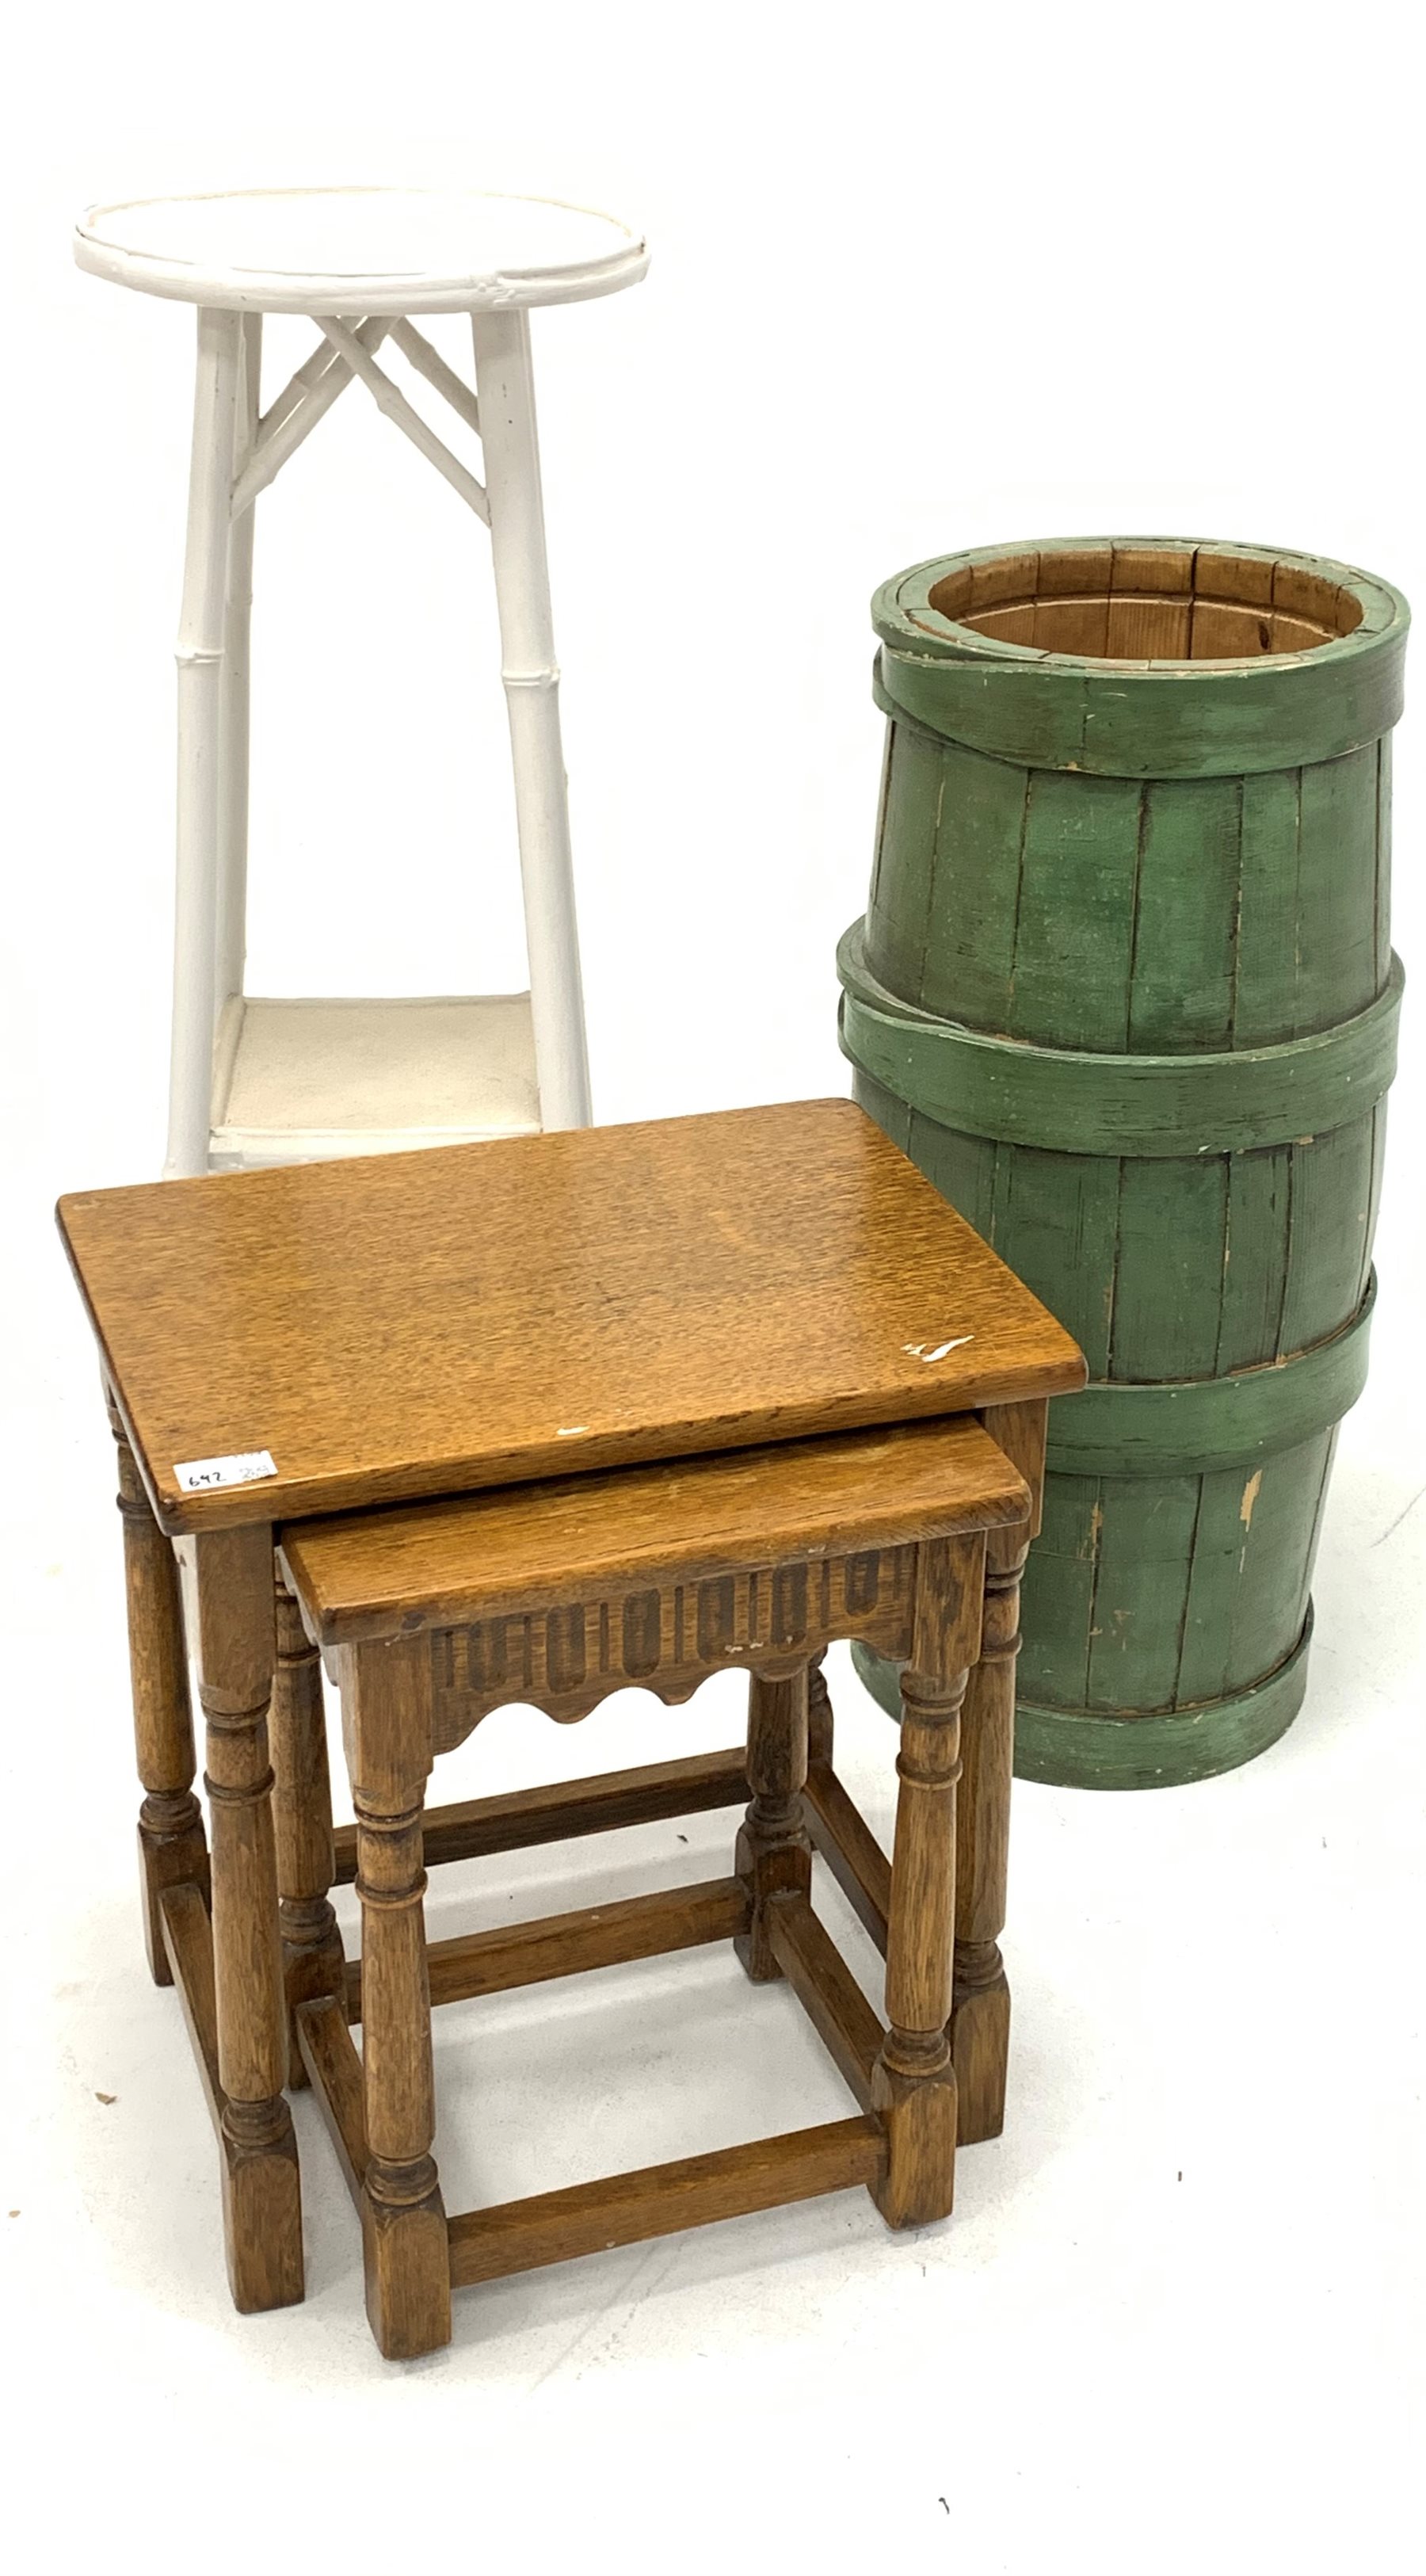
(951, 1402, 1043, 2143)
(214, 312, 261, 1025)
(734, 1667, 812, 1983)
(195, 1525, 303, 2311)
(270, 1566, 344, 2086)
(109, 1395, 208, 1983)
(346, 1636, 451, 2360)
(871, 1533, 984, 2229)
(471, 306, 591, 1132)
(166, 307, 242, 1178)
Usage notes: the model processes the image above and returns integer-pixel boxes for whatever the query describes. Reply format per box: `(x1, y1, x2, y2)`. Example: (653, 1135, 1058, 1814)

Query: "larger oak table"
(58, 1098, 1085, 2315)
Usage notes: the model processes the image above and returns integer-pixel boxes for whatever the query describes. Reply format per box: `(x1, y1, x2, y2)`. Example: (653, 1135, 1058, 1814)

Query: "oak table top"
(280, 1414, 1035, 1647)
(58, 1097, 1085, 1536)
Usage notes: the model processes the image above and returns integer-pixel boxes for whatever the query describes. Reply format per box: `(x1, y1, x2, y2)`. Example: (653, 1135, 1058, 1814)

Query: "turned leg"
(806, 1654, 833, 1769)
(195, 1525, 303, 2311)
(950, 1543, 1024, 2143)
(270, 1565, 345, 2086)
(951, 1401, 1043, 2145)
(109, 1395, 208, 1983)
(871, 1533, 983, 2230)
(734, 1666, 811, 1983)
(347, 1637, 451, 2360)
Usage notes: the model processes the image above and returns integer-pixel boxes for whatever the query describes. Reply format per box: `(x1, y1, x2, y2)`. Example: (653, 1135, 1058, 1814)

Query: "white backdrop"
(2, 9, 1422, 2574)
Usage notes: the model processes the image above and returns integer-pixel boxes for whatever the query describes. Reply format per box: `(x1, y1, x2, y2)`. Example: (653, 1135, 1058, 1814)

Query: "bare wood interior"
(927, 544, 1364, 660)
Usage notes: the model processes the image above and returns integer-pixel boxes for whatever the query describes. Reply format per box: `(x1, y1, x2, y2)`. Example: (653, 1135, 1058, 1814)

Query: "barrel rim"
(872, 536, 1409, 777)
(875, 535, 1409, 675)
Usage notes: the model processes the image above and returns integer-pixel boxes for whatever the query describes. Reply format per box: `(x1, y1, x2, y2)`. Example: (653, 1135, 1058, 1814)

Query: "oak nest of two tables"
(59, 1098, 1085, 2355)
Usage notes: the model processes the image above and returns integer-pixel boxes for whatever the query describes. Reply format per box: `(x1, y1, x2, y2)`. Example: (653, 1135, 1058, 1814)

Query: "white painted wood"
(472, 307, 591, 1132)
(388, 319, 482, 437)
(78, 186, 646, 1170)
(257, 326, 337, 445)
(230, 315, 392, 517)
(208, 994, 540, 1166)
(215, 313, 261, 1018)
(74, 187, 648, 314)
(316, 319, 490, 522)
(166, 306, 241, 1180)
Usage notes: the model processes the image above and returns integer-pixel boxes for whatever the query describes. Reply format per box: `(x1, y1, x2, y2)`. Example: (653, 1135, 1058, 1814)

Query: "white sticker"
(173, 1448, 278, 1494)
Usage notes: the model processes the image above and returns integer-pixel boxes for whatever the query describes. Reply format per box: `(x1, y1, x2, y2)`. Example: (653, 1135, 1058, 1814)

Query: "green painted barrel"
(840, 538, 1408, 1787)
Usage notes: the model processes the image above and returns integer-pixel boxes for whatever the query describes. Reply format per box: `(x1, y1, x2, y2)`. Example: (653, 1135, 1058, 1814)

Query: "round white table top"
(74, 186, 649, 315)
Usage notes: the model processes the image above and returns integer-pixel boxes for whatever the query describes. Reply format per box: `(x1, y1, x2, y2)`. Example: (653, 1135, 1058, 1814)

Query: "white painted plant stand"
(74, 187, 648, 1173)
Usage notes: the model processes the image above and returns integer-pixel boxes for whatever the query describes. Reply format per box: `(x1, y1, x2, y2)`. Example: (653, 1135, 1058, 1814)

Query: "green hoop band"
(838, 921, 1402, 1159)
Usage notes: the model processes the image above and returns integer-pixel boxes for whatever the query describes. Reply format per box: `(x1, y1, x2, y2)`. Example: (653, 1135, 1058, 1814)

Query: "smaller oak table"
(74, 186, 648, 1173)
(58, 1100, 1085, 2326)
(282, 1413, 1031, 2356)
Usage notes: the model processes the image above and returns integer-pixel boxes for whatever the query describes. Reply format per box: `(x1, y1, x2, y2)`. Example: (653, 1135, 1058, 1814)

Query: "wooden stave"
(862, 689, 1397, 1058)
(853, 1609, 1316, 1792)
(844, 1059, 1363, 1773)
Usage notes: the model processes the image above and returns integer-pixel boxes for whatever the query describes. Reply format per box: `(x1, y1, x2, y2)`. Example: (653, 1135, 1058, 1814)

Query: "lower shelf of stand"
(208, 992, 541, 1167)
